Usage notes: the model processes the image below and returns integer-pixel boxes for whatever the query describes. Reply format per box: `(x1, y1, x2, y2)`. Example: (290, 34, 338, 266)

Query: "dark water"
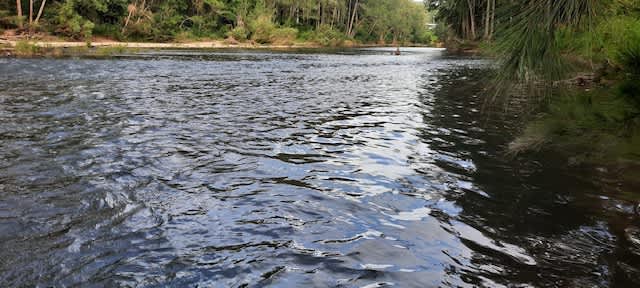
(1, 48, 639, 287)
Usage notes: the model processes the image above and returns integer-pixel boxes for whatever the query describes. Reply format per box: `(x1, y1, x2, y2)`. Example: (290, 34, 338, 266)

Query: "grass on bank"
(14, 40, 41, 56)
(10, 40, 136, 57)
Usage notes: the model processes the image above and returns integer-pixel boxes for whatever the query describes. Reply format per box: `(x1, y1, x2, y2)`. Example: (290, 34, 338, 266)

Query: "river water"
(0, 48, 638, 287)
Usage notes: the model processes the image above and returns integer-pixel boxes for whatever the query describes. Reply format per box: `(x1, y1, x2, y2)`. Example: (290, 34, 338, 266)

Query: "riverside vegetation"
(428, 0, 640, 167)
(0, 0, 438, 46)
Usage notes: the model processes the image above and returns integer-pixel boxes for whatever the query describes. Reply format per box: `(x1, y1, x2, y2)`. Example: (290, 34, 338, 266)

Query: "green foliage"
(93, 23, 123, 40)
(94, 45, 129, 56)
(54, 0, 100, 40)
(14, 41, 41, 56)
(414, 29, 439, 45)
(150, 1, 187, 41)
(615, 23, 640, 75)
(122, 20, 153, 41)
(0, 9, 17, 29)
(270, 27, 297, 45)
(228, 26, 249, 41)
(304, 25, 346, 46)
(360, 0, 433, 45)
(6, 0, 433, 46)
(248, 12, 275, 43)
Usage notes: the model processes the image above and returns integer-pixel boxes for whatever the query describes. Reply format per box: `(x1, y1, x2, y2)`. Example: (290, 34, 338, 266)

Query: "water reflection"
(0, 48, 638, 287)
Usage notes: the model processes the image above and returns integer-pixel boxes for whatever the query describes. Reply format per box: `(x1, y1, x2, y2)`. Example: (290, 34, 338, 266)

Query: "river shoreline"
(0, 38, 435, 58)
(1, 39, 326, 49)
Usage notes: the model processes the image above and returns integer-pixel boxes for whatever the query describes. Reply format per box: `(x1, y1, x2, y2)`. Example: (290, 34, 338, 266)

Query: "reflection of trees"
(415, 64, 624, 286)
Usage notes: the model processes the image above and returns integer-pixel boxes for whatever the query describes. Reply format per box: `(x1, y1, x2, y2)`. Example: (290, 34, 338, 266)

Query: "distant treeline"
(0, 0, 437, 45)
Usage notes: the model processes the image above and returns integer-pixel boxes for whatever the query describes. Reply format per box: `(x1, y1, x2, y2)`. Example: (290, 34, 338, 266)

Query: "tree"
(16, 0, 22, 28)
(3, 0, 434, 45)
(34, 0, 47, 25)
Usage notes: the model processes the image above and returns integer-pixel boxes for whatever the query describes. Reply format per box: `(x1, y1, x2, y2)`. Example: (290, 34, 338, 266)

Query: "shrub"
(249, 14, 275, 44)
(96, 45, 128, 56)
(14, 41, 40, 56)
(270, 27, 297, 45)
(588, 16, 640, 73)
(174, 30, 197, 43)
(0, 9, 20, 29)
(616, 30, 640, 75)
(122, 20, 153, 41)
(309, 25, 345, 47)
(93, 23, 123, 41)
(227, 26, 248, 41)
(54, 0, 96, 41)
(147, 6, 184, 41)
(414, 30, 438, 45)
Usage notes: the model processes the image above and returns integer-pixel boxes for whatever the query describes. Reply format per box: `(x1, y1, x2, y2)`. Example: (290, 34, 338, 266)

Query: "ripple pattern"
(1, 48, 637, 287)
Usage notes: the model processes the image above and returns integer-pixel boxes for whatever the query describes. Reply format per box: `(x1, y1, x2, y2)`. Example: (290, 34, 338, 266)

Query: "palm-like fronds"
(495, 0, 599, 82)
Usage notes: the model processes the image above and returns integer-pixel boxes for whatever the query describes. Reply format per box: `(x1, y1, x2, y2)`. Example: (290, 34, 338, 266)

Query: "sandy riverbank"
(0, 39, 330, 49)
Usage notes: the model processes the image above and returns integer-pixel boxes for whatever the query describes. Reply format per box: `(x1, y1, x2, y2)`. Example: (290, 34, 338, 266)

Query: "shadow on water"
(0, 48, 638, 287)
(424, 67, 640, 287)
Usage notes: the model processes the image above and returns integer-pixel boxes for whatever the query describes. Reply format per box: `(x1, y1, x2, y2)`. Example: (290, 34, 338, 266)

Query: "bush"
(122, 20, 153, 41)
(587, 16, 640, 73)
(249, 14, 275, 44)
(308, 25, 345, 47)
(227, 26, 248, 41)
(414, 30, 438, 45)
(93, 23, 123, 40)
(0, 9, 16, 29)
(616, 30, 640, 75)
(146, 5, 184, 41)
(182, 15, 218, 38)
(14, 41, 40, 56)
(174, 30, 197, 42)
(54, 0, 96, 41)
(270, 27, 297, 45)
(95, 45, 128, 56)
(82, 21, 94, 43)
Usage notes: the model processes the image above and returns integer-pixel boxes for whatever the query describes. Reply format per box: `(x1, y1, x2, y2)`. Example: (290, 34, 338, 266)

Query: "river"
(0, 48, 638, 287)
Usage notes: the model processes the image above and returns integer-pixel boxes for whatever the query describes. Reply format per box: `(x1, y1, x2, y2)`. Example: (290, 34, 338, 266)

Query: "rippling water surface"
(1, 48, 639, 287)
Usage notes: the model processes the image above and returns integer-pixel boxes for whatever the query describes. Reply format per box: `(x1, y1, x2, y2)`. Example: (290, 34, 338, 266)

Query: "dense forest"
(428, 0, 640, 163)
(0, 0, 437, 45)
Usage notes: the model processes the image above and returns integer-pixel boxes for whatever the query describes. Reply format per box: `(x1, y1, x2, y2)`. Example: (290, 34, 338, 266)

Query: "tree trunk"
(236, 14, 245, 28)
(317, 2, 321, 29)
(489, 0, 495, 38)
(463, 6, 468, 38)
(484, 0, 490, 39)
(29, 0, 33, 26)
(330, 5, 336, 28)
(34, 0, 46, 24)
(347, 0, 358, 37)
(466, 0, 476, 40)
(16, 0, 23, 29)
(346, 0, 352, 36)
(122, 3, 137, 33)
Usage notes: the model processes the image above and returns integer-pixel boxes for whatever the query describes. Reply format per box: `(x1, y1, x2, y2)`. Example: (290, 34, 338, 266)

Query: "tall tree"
(34, 0, 47, 25)
(16, 0, 23, 28)
(28, 0, 32, 25)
